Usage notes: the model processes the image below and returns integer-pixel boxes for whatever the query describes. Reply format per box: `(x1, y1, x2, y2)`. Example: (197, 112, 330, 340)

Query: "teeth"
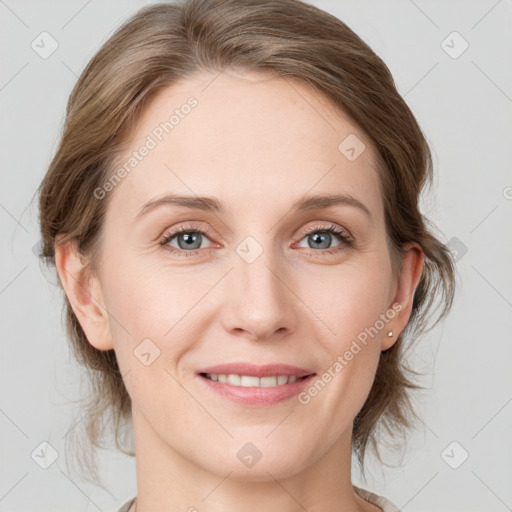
(241, 375, 260, 387)
(227, 374, 240, 386)
(260, 376, 278, 387)
(277, 375, 288, 385)
(204, 373, 304, 387)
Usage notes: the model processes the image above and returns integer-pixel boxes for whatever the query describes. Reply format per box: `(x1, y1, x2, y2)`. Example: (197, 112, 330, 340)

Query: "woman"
(37, 0, 456, 510)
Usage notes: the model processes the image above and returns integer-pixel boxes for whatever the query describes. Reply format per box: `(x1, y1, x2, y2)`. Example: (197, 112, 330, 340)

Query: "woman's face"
(69, 69, 421, 481)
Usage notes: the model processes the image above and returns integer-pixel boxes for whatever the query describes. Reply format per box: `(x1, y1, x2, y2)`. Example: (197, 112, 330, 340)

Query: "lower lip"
(197, 374, 316, 406)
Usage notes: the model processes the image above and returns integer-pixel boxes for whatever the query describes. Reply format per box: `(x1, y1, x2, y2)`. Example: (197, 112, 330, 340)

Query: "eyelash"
(159, 223, 353, 258)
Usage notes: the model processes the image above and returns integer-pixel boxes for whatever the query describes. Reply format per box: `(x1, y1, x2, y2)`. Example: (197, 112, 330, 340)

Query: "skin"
(56, 69, 424, 512)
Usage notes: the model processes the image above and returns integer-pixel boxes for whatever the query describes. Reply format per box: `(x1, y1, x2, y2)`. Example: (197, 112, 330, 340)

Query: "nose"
(220, 250, 297, 342)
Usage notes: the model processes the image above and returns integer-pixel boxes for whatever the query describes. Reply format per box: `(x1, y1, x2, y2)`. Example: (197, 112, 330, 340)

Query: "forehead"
(107, 69, 383, 223)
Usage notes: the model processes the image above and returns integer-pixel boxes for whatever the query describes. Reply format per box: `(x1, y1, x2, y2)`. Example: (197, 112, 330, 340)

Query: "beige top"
(116, 486, 401, 511)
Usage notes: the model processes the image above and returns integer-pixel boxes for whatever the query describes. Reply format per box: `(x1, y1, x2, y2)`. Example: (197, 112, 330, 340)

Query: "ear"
(382, 241, 424, 351)
(54, 239, 114, 351)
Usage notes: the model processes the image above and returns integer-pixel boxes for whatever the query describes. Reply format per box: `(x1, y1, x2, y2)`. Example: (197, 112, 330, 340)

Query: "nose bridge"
(221, 235, 296, 339)
(238, 247, 282, 299)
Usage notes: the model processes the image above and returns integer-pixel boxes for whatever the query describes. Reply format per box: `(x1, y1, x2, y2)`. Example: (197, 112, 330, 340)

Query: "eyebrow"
(136, 192, 373, 222)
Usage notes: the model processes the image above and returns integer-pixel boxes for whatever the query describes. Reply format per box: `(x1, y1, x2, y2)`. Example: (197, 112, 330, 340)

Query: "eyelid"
(299, 222, 353, 241)
(160, 222, 217, 248)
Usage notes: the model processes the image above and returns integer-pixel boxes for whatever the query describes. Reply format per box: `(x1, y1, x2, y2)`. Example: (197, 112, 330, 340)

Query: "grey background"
(1, 0, 511, 511)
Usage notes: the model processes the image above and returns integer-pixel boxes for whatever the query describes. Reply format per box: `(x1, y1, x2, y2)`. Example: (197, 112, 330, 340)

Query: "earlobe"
(54, 239, 114, 351)
(382, 242, 425, 351)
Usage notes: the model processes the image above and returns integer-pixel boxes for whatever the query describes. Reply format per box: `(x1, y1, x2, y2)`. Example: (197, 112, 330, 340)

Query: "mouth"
(196, 363, 316, 406)
(199, 373, 311, 387)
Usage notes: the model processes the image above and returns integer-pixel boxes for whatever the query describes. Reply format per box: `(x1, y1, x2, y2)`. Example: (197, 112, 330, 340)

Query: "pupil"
(179, 233, 201, 250)
(310, 232, 330, 249)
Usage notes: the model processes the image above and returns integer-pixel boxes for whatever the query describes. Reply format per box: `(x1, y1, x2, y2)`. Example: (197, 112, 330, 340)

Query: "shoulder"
(353, 485, 402, 512)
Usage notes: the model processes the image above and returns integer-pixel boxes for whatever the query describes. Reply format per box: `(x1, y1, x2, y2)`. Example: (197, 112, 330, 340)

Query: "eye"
(295, 224, 353, 254)
(159, 224, 215, 257)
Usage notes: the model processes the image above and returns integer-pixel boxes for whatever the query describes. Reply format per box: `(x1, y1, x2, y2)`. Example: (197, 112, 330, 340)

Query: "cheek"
(297, 255, 392, 408)
(304, 256, 393, 350)
(101, 256, 221, 369)
(298, 255, 393, 416)
(101, 264, 201, 413)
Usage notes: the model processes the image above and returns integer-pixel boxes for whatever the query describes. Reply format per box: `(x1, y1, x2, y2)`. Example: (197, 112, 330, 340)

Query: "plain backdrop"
(1, 1, 511, 511)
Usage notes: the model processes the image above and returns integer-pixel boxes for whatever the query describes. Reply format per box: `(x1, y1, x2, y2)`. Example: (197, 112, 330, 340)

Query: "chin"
(199, 444, 312, 482)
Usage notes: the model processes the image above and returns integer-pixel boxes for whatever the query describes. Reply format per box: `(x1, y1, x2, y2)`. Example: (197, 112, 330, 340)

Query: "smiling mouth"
(199, 373, 312, 387)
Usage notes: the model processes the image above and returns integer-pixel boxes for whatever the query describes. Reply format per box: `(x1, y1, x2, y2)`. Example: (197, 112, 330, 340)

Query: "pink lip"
(196, 363, 316, 407)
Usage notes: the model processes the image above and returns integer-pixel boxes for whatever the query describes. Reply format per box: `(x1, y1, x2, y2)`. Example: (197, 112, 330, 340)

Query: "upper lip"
(197, 363, 315, 378)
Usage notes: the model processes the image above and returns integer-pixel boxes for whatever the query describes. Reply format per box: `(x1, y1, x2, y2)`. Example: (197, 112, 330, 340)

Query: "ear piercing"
(387, 331, 393, 337)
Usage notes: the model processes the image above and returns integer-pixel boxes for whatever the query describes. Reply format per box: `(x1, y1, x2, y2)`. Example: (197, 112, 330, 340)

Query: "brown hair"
(36, 0, 456, 484)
